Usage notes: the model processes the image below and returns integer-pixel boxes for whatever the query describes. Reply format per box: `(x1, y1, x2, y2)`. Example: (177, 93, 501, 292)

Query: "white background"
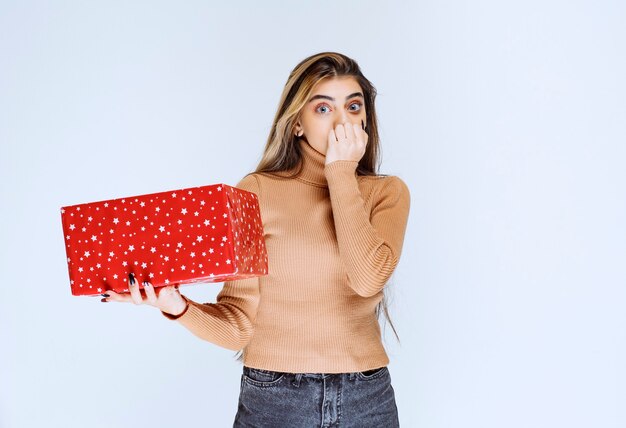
(1, 1, 624, 427)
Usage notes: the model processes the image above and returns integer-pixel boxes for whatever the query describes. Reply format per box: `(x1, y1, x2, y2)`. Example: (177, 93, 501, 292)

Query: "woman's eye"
(316, 104, 331, 114)
(349, 102, 362, 111)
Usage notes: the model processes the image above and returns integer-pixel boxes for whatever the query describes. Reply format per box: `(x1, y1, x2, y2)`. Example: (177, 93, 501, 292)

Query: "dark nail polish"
(361, 120, 364, 130)
(100, 298, 108, 302)
(101, 293, 110, 297)
(129, 272, 135, 285)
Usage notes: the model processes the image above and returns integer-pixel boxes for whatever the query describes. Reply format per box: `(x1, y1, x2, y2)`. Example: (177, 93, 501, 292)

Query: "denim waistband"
(243, 365, 385, 380)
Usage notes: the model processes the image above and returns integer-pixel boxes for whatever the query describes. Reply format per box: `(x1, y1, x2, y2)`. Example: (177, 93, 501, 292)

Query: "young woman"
(102, 51, 411, 427)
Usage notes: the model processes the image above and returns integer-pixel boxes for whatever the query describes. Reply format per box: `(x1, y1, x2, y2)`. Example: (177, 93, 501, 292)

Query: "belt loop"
(292, 373, 303, 387)
(349, 372, 356, 381)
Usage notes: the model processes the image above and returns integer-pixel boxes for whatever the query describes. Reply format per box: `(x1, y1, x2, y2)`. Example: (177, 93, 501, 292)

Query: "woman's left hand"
(325, 120, 368, 165)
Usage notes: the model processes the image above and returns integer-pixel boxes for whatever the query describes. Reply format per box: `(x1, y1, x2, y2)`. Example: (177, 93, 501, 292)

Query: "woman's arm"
(324, 160, 411, 298)
(160, 174, 262, 351)
(161, 276, 260, 350)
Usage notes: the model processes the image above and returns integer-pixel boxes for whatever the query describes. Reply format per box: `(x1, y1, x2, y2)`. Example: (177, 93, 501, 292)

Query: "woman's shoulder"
(236, 170, 301, 191)
(233, 173, 261, 195)
(359, 173, 410, 203)
(359, 173, 409, 190)
(233, 171, 289, 197)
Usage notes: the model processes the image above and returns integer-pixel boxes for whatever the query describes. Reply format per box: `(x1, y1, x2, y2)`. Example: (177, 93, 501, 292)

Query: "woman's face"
(295, 76, 367, 156)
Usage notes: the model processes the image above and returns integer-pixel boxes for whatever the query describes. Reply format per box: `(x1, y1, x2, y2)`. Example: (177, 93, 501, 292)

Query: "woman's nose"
(334, 113, 352, 128)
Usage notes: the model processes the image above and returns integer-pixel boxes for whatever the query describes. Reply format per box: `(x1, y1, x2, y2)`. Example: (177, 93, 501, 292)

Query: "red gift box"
(60, 183, 267, 296)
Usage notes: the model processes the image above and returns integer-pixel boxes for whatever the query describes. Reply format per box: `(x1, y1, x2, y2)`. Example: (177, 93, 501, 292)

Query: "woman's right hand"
(101, 273, 189, 317)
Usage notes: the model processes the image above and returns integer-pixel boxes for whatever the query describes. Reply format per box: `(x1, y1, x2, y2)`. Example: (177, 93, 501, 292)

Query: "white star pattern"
(61, 183, 267, 296)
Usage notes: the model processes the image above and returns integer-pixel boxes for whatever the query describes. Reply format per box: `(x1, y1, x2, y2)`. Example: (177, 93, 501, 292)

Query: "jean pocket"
(243, 366, 286, 387)
(356, 366, 388, 381)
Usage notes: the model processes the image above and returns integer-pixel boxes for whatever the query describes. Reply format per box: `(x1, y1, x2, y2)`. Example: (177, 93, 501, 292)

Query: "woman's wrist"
(163, 296, 189, 318)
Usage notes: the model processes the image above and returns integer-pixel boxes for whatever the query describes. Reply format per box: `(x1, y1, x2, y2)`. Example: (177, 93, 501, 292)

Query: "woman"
(102, 51, 411, 427)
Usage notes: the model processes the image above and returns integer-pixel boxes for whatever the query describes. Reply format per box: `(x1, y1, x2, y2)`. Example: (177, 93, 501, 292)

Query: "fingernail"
(143, 281, 150, 287)
(100, 298, 108, 302)
(361, 120, 364, 130)
(129, 272, 135, 285)
(101, 293, 110, 297)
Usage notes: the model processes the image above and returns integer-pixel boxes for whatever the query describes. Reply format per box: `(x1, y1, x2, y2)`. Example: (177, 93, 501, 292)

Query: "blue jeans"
(233, 365, 400, 427)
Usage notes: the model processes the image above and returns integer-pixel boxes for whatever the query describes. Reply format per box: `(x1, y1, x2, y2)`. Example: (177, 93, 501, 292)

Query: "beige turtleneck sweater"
(161, 139, 411, 373)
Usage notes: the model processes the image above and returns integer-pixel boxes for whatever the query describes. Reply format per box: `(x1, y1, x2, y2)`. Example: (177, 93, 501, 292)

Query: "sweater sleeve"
(324, 160, 411, 298)
(159, 174, 262, 351)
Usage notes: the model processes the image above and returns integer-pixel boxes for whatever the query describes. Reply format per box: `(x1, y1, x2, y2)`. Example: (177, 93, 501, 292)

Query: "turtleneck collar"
(294, 138, 328, 187)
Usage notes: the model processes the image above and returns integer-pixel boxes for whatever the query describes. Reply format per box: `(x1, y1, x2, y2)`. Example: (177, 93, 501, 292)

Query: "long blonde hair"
(234, 51, 400, 363)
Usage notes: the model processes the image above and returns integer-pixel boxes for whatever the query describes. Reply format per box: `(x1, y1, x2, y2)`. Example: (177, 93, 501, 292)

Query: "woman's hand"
(101, 273, 188, 316)
(324, 119, 368, 166)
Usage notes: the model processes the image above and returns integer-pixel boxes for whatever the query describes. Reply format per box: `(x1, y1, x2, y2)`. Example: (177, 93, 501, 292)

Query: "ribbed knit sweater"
(161, 139, 411, 373)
